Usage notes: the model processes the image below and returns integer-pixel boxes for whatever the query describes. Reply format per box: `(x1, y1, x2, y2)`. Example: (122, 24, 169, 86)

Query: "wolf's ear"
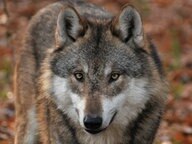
(111, 5, 144, 48)
(55, 7, 86, 48)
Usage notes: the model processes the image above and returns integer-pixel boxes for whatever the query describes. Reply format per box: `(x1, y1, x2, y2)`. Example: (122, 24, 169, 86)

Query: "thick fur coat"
(14, 0, 167, 144)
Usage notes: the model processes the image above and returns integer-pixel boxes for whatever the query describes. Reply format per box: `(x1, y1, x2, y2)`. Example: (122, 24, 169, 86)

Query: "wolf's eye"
(110, 73, 120, 81)
(74, 73, 84, 81)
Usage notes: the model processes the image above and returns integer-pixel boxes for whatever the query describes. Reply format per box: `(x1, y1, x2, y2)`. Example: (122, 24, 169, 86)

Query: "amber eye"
(110, 73, 120, 81)
(74, 73, 84, 81)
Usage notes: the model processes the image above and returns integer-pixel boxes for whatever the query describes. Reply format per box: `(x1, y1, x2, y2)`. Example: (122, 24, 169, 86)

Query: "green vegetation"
(170, 28, 182, 69)
(0, 56, 12, 100)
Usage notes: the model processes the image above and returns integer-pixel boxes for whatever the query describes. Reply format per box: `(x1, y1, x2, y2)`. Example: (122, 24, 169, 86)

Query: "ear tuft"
(55, 6, 86, 48)
(112, 5, 144, 48)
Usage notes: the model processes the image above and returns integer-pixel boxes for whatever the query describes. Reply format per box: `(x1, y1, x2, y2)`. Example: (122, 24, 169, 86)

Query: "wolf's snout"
(83, 115, 102, 130)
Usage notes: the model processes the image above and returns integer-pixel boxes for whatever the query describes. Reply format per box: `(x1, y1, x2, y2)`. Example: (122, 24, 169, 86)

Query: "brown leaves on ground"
(0, 0, 191, 144)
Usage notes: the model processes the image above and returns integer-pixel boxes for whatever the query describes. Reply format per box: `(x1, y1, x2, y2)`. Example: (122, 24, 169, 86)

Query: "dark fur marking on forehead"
(88, 21, 110, 48)
(87, 22, 103, 53)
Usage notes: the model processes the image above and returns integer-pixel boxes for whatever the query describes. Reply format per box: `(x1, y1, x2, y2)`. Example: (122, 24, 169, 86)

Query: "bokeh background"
(0, 0, 192, 143)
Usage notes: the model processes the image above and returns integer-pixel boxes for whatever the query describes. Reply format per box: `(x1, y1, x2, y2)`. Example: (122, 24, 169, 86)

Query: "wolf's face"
(48, 6, 153, 134)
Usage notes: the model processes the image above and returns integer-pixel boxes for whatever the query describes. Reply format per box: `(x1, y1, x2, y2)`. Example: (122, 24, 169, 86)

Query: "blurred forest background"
(0, 0, 192, 143)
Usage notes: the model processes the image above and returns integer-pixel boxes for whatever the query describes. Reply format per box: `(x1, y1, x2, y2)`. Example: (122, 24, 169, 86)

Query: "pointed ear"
(111, 5, 144, 48)
(55, 7, 86, 48)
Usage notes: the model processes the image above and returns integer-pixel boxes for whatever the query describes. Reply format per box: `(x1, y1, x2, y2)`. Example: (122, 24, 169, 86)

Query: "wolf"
(14, 0, 167, 143)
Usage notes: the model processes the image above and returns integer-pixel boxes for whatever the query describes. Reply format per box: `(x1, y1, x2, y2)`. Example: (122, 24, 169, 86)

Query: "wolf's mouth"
(85, 128, 107, 134)
(109, 111, 117, 125)
(85, 111, 117, 134)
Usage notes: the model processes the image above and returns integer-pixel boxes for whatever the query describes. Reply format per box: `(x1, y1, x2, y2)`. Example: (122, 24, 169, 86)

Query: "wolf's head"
(42, 5, 161, 135)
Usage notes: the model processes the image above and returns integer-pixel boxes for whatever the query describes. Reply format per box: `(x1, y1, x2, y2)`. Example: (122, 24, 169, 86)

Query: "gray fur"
(14, 0, 167, 144)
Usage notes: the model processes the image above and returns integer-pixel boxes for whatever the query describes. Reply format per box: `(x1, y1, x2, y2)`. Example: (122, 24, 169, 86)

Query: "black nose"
(83, 115, 102, 130)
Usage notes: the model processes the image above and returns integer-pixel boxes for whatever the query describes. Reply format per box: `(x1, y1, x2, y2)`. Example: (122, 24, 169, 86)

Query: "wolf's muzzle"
(84, 111, 117, 134)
